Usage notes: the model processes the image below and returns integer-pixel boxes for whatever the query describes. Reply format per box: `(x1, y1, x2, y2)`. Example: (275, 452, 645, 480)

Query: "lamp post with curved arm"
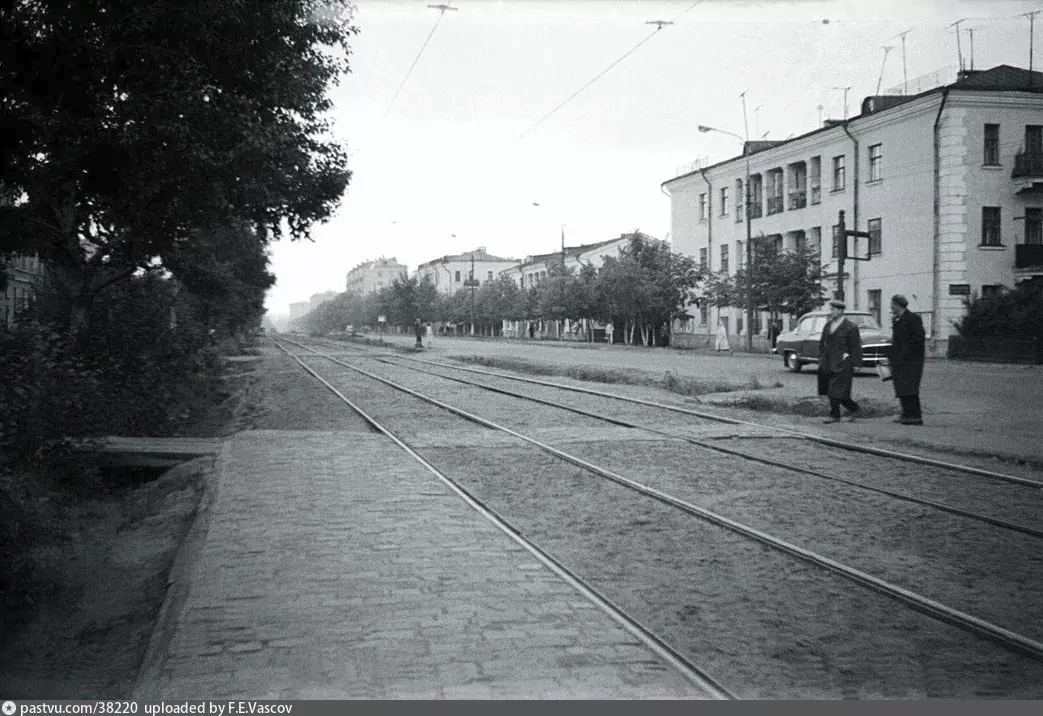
(698, 122, 754, 352)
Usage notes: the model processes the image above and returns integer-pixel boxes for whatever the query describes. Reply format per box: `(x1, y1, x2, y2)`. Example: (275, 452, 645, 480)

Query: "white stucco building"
(414, 247, 517, 297)
(500, 234, 635, 290)
(662, 65, 1043, 355)
(345, 257, 409, 296)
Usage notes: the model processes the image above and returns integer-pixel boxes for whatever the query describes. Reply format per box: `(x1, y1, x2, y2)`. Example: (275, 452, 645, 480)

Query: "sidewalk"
(377, 334, 1042, 466)
(135, 430, 712, 699)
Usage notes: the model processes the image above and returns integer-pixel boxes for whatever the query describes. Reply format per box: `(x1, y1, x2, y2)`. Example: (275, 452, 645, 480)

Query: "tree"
(0, 0, 358, 333)
(732, 237, 825, 322)
(955, 280, 1043, 338)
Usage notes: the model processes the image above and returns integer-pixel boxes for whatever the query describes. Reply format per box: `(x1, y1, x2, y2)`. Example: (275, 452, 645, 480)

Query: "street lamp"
(698, 120, 755, 352)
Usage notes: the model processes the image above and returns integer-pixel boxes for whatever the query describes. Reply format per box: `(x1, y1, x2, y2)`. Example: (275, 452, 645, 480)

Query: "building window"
(984, 124, 1000, 165)
(831, 224, 840, 258)
(735, 179, 744, 222)
(810, 156, 822, 204)
(867, 217, 882, 256)
(868, 144, 882, 182)
(720, 244, 729, 274)
(698, 248, 707, 270)
(868, 289, 882, 326)
(982, 284, 1004, 298)
(699, 303, 708, 325)
(981, 206, 1002, 246)
(720, 186, 729, 216)
(736, 241, 743, 271)
(699, 193, 707, 221)
(832, 155, 845, 191)
(455, 270, 461, 282)
(487, 271, 494, 281)
(1027, 125, 1043, 154)
(1026, 208, 1042, 245)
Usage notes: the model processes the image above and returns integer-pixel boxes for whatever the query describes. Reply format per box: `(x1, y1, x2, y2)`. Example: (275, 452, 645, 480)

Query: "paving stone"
(141, 430, 714, 699)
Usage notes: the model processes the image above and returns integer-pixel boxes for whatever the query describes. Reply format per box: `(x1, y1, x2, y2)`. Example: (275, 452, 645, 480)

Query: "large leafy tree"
(733, 237, 826, 320)
(0, 0, 358, 332)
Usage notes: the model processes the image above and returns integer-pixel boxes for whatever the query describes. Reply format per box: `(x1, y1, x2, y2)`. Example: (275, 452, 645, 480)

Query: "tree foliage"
(709, 236, 826, 319)
(955, 280, 1043, 338)
(0, 0, 358, 330)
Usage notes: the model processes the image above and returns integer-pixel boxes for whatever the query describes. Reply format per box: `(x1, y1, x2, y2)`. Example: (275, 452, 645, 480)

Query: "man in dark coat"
(887, 294, 926, 425)
(817, 299, 863, 423)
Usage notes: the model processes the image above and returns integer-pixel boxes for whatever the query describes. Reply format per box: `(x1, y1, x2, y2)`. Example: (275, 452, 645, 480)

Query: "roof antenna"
(949, 18, 967, 72)
(876, 45, 894, 94)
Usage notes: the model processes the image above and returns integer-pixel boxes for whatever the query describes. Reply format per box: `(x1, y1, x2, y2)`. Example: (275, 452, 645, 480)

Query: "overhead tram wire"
(381, 3, 458, 122)
(516, 0, 706, 141)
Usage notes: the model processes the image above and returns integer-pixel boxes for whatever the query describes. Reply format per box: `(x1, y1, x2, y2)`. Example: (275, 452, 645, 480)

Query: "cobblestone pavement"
(137, 430, 711, 699)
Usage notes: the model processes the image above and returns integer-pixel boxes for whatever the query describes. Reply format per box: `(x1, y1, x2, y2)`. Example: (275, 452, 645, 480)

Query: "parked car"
(773, 310, 891, 373)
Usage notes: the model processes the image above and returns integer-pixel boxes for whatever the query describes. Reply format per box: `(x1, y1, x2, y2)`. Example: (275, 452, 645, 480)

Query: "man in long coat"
(818, 299, 863, 423)
(887, 294, 926, 425)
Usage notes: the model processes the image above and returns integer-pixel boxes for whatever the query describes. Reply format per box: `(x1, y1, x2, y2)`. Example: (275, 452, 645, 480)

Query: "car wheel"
(786, 352, 803, 373)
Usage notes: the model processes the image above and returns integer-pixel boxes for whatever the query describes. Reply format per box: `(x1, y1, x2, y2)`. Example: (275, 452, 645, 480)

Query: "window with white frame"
(698, 248, 707, 270)
(699, 193, 707, 220)
(720, 244, 729, 274)
(1025, 208, 1042, 245)
(735, 179, 744, 222)
(809, 156, 821, 204)
(868, 144, 882, 182)
(720, 186, 729, 216)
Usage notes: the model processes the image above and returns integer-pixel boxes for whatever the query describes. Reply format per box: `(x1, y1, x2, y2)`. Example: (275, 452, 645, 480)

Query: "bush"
(955, 280, 1043, 338)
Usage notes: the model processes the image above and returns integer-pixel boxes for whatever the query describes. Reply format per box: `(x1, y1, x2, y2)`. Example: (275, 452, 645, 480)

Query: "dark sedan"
(773, 310, 891, 373)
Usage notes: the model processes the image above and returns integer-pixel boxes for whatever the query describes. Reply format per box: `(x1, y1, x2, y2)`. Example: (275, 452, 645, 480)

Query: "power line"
(517, 0, 706, 140)
(382, 4, 458, 121)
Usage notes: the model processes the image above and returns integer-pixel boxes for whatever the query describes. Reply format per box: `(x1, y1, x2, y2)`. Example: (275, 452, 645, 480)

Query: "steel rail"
(363, 353, 1043, 541)
(381, 351, 1043, 490)
(271, 340, 736, 700)
(282, 339, 1043, 664)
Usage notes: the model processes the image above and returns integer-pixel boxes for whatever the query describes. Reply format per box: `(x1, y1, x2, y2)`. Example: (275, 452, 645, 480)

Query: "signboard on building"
(948, 284, 971, 296)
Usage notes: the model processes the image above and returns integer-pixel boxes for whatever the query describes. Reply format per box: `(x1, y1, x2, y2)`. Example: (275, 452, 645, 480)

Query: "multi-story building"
(414, 247, 517, 297)
(500, 234, 638, 289)
(288, 301, 311, 322)
(663, 64, 1043, 355)
(309, 291, 338, 312)
(1, 253, 45, 329)
(345, 257, 409, 296)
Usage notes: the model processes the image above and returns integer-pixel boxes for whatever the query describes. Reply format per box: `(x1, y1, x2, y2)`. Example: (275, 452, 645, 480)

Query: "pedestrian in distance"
(886, 294, 926, 425)
(817, 299, 863, 423)
(715, 318, 732, 353)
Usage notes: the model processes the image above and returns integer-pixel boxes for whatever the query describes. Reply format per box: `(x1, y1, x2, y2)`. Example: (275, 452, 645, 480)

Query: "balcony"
(788, 191, 807, 210)
(749, 203, 763, 219)
(1013, 152, 1043, 194)
(1015, 243, 1043, 270)
(766, 196, 784, 215)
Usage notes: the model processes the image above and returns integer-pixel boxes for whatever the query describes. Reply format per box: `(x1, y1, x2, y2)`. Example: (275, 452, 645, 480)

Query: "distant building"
(309, 291, 338, 312)
(415, 247, 517, 297)
(500, 234, 637, 290)
(289, 301, 311, 321)
(345, 257, 408, 296)
(662, 64, 1043, 354)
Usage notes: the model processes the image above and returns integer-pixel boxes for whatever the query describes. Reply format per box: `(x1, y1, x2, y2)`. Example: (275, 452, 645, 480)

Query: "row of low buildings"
(663, 64, 1043, 354)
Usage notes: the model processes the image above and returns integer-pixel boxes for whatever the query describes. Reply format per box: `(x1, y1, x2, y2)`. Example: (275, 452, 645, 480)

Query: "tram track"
(273, 336, 1043, 697)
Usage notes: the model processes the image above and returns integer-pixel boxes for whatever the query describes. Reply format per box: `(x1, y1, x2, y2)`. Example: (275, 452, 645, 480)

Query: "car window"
(848, 314, 882, 331)
(809, 316, 827, 334)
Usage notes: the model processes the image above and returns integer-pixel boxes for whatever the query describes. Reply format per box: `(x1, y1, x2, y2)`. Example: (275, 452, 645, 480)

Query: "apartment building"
(345, 257, 409, 296)
(500, 234, 636, 290)
(662, 65, 1043, 355)
(309, 291, 338, 312)
(414, 247, 517, 297)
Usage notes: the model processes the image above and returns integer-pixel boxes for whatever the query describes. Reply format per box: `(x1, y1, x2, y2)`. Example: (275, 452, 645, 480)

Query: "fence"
(947, 336, 1043, 364)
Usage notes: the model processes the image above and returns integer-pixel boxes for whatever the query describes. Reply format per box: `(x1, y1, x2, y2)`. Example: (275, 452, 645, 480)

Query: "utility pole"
(1025, 11, 1040, 80)
(967, 27, 975, 71)
(876, 46, 894, 95)
(897, 29, 911, 94)
(950, 18, 967, 72)
(469, 251, 476, 337)
(741, 92, 754, 352)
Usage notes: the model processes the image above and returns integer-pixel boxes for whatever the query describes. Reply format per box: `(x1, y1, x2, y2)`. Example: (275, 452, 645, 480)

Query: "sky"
(265, 0, 1042, 316)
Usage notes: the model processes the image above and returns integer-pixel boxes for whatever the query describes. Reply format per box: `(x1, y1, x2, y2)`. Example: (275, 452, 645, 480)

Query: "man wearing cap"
(887, 294, 926, 425)
(817, 299, 863, 423)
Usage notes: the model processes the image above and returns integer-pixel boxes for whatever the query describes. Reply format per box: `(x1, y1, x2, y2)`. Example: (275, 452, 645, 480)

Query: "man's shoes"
(822, 417, 841, 424)
(846, 415, 857, 423)
(900, 418, 924, 425)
